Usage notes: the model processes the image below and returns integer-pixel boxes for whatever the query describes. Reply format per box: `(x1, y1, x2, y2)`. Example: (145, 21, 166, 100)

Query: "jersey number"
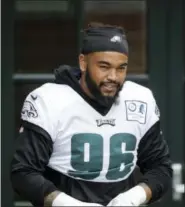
(68, 133, 137, 180)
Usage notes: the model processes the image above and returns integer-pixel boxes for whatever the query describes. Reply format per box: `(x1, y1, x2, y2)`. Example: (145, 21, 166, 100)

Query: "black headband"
(81, 27, 128, 55)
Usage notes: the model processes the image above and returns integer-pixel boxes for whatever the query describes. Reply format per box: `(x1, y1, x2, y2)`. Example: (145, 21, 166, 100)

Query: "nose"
(107, 69, 117, 82)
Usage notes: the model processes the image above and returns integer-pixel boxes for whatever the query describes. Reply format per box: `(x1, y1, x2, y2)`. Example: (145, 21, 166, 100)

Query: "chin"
(102, 92, 117, 97)
(101, 91, 117, 98)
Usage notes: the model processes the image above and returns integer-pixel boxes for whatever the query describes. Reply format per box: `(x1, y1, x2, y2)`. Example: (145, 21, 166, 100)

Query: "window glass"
(14, 0, 78, 73)
(84, 0, 147, 74)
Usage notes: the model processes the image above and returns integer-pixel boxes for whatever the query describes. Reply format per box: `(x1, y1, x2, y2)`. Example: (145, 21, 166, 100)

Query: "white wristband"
(52, 192, 102, 207)
(127, 185, 147, 206)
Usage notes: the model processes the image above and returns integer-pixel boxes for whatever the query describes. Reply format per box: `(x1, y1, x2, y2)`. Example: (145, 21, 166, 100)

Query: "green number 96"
(68, 133, 137, 180)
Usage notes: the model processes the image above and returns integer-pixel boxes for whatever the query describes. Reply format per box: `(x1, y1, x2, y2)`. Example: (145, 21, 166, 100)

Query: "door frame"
(148, 0, 184, 207)
(1, 0, 15, 207)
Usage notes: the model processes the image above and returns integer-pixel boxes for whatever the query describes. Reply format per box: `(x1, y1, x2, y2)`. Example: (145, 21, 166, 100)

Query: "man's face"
(79, 51, 128, 105)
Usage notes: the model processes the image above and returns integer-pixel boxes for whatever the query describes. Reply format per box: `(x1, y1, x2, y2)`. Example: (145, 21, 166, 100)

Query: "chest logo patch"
(96, 119, 116, 127)
(125, 100, 147, 124)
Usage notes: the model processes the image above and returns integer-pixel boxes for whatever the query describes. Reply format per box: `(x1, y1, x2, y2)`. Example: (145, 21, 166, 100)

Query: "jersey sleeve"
(11, 126, 58, 206)
(137, 90, 172, 203)
(21, 89, 57, 140)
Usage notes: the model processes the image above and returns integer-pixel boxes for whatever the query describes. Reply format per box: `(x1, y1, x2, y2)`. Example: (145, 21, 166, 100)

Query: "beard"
(85, 68, 123, 107)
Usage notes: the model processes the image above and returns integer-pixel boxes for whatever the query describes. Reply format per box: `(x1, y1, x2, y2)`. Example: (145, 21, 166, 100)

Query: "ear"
(79, 54, 87, 73)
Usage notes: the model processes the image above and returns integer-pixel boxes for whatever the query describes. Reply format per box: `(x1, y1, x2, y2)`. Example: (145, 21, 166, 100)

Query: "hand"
(52, 192, 103, 206)
(107, 192, 135, 206)
(107, 186, 147, 206)
(79, 201, 103, 206)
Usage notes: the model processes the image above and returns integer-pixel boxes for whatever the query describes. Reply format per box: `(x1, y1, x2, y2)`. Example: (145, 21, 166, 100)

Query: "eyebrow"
(119, 63, 128, 67)
(97, 61, 111, 66)
(97, 61, 128, 67)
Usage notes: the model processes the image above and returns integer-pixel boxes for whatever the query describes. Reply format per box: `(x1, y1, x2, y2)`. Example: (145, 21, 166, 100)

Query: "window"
(14, 0, 78, 73)
(84, 0, 147, 74)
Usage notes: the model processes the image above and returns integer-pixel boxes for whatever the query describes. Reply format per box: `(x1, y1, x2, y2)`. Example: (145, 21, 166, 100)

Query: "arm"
(11, 122, 103, 207)
(11, 122, 59, 206)
(11, 89, 63, 206)
(107, 92, 172, 206)
(138, 183, 152, 202)
(12, 90, 103, 207)
(137, 120, 172, 203)
(107, 122, 172, 207)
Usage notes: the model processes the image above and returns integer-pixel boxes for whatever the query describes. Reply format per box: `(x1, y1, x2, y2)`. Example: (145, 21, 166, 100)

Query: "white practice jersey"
(21, 81, 160, 183)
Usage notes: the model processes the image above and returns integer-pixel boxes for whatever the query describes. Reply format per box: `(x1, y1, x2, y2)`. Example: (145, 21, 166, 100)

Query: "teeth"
(104, 84, 116, 87)
(104, 85, 117, 89)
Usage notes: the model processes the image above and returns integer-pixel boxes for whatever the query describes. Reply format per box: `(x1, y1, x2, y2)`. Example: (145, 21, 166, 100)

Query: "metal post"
(76, 0, 85, 55)
(1, 0, 15, 206)
(147, 0, 168, 137)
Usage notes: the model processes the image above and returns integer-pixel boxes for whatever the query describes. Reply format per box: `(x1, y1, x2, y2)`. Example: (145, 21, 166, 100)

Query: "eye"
(117, 67, 126, 71)
(118, 65, 127, 71)
(99, 65, 109, 70)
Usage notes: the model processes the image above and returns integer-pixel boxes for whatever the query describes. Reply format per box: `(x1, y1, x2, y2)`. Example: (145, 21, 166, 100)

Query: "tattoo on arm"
(44, 190, 61, 206)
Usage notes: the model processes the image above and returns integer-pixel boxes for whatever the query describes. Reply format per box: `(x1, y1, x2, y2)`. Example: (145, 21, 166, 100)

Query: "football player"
(11, 23, 172, 206)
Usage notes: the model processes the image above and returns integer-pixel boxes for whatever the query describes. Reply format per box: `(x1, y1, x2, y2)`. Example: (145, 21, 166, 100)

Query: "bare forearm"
(44, 190, 61, 206)
(138, 183, 152, 203)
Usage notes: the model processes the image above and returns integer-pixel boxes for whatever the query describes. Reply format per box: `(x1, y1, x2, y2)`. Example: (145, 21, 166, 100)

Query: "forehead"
(88, 51, 128, 65)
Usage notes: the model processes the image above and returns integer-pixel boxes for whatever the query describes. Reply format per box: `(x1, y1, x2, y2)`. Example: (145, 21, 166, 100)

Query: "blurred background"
(1, 0, 184, 207)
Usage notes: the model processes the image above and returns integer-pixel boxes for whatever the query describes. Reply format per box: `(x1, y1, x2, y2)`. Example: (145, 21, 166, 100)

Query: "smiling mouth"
(102, 84, 118, 92)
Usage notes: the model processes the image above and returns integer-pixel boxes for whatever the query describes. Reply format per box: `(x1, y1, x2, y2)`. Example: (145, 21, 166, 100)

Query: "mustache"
(100, 81, 121, 87)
